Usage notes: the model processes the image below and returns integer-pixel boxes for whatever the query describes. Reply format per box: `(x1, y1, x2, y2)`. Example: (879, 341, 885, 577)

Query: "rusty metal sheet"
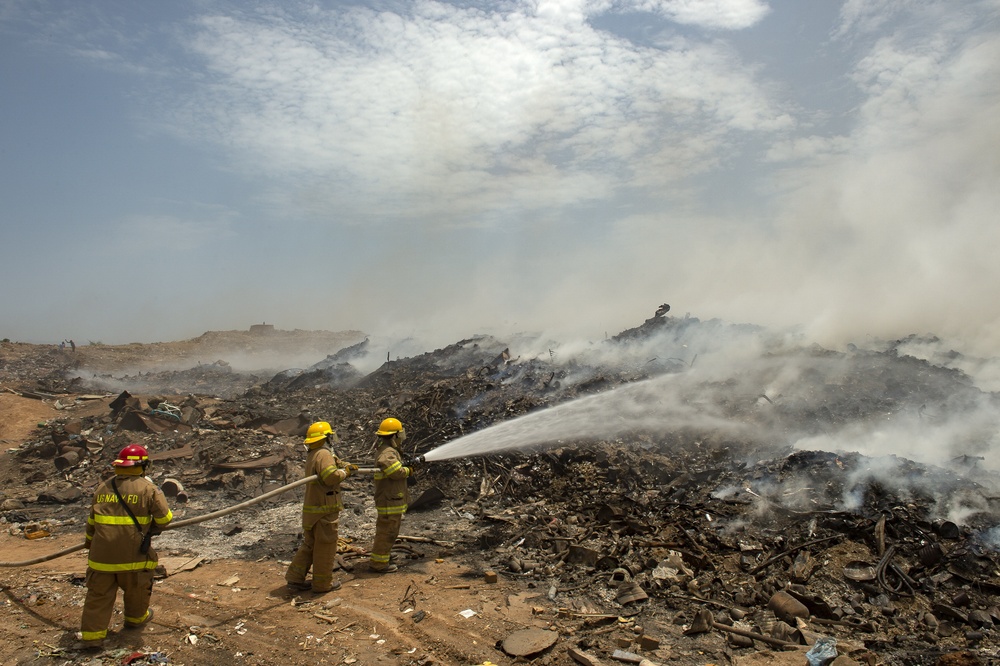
(118, 410, 193, 434)
(260, 415, 311, 437)
(501, 628, 558, 657)
(148, 443, 195, 461)
(157, 555, 204, 576)
(213, 454, 285, 470)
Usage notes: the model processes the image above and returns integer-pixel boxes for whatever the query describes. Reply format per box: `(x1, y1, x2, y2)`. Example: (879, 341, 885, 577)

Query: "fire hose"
(0, 468, 383, 568)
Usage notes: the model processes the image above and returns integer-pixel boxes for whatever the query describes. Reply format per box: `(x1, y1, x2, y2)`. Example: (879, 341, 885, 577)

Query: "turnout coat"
(86, 473, 173, 571)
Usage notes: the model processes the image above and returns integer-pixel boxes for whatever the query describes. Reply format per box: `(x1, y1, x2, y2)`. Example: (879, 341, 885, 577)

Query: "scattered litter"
(122, 652, 170, 665)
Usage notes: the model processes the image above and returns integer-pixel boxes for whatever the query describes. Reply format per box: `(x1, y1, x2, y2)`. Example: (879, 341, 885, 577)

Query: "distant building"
(249, 323, 275, 335)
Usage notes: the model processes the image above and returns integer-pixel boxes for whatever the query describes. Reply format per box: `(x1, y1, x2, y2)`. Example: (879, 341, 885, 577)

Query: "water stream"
(422, 372, 745, 461)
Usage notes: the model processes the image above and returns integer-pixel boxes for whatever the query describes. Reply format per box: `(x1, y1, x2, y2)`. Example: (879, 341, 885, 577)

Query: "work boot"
(124, 608, 154, 628)
(311, 580, 342, 594)
(286, 580, 312, 592)
(73, 633, 105, 651)
(370, 563, 398, 573)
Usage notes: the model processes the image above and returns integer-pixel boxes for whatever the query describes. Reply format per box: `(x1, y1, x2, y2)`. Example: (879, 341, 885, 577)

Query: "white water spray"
(422, 372, 745, 461)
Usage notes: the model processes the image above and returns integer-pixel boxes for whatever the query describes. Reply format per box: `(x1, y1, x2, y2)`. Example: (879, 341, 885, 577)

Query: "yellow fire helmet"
(375, 417, 404, 436)
(304, 421, 334, 445)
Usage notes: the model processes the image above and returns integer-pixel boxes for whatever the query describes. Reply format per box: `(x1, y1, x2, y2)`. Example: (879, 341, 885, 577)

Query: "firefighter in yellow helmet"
(286, 421, 357, 593)
(79, 444, 173, 648)
(369, 417, 413, 573)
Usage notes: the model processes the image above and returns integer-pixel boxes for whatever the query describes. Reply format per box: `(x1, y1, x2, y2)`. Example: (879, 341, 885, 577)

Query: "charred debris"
(3, 312, 1000, 664)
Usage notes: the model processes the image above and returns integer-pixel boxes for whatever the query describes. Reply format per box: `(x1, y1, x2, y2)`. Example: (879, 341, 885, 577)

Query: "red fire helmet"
(113, 444, 149, 468)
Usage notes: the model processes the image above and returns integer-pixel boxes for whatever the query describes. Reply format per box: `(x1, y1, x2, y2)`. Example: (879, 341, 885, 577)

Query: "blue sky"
(2, 0, 999, 353)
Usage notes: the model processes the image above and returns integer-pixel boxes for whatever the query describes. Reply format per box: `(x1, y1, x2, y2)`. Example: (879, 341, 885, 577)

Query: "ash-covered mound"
(259, 338, 370, 392)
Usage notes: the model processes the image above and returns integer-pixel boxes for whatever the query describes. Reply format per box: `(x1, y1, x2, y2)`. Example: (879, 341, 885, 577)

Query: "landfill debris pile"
(1, 314, 998, 665)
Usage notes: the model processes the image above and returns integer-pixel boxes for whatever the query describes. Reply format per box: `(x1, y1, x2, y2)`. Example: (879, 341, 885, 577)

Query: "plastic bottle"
(805, 636, 838, 666)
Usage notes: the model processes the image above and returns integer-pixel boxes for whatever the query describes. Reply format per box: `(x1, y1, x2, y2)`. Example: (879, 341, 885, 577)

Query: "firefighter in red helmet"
(79, 444, 172, 648)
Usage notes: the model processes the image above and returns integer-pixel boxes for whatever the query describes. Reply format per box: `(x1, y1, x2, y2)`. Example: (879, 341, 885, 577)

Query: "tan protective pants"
(80, 568, 155, 641)
(370, 512, 402, 570)
(286, 513, 339, 592)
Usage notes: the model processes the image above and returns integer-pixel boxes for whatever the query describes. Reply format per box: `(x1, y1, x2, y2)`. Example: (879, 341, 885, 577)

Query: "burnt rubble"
(2, 314, 999, 665)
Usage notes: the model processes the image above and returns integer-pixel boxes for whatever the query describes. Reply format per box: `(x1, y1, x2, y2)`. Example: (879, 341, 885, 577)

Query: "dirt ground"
(0, 393, 682, 666)
(0, 527, 544, 666)
(0, 393, 59, 444)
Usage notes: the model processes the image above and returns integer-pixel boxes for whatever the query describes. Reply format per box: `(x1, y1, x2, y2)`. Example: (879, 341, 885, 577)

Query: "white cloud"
(835, 0, 911, 37)
(765, 135, 849, 163)
(621, 0, 771, 30)
(161, 1, 788, 225)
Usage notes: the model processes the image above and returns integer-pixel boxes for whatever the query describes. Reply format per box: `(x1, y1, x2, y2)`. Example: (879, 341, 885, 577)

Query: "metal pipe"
(161, 478, 188, 503)
(54, 450, 81, 472)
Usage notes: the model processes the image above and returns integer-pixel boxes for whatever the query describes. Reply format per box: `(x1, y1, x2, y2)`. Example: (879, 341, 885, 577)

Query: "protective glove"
(344, 463, 359, 477)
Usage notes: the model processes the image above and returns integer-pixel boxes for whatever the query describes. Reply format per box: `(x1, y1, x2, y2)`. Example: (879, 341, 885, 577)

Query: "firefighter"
(369, 417, 414, 573)
(79, 444, 172, 648)
(285, 421, 357, 593)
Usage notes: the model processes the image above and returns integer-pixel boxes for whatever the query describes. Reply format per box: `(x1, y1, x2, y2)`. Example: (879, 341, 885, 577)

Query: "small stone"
(968, 610, 992, 628)
(965, 630, 984, 644)
(566, 647, 602, 666)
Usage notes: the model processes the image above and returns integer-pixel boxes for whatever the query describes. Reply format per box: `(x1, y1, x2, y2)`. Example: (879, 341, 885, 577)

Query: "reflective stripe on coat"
(86, 474, 172, 572)
(301, 446, 347, 528)
(374, 442, 410, 513)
